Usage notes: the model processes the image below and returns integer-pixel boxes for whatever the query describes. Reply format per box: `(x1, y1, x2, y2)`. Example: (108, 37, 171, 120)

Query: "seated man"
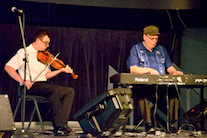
(126, 25, 183, 134)
(4, 29, 75, 136)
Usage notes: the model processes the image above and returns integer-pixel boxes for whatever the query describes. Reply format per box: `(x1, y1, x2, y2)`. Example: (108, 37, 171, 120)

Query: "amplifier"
(74, 88, 134, 133)
(0, 94, 15, 138)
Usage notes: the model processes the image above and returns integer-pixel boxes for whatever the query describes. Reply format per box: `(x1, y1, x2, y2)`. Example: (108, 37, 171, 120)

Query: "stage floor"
(11, 121, 207, 138)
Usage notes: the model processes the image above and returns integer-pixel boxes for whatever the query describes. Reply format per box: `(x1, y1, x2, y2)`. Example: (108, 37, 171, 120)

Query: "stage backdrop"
(0, 23, 181, 121)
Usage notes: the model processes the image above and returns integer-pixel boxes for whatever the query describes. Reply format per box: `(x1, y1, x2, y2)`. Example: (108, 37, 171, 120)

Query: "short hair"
(35, 29, 51, 40)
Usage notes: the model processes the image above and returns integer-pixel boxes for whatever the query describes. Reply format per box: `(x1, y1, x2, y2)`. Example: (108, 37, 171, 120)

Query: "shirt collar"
(29, 44, 38, 53)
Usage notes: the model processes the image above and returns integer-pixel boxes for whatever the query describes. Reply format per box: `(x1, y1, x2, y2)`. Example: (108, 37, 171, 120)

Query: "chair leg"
(14, 96, 46, 133)
(27, 106, 36, 131)
(13, 97, 22, 120)
(33, 99, 45, 133)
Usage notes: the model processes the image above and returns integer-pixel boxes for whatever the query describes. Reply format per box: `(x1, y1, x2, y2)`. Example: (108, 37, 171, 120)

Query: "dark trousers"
(26, 82, 75, 128)
(132, 85, 179, 124)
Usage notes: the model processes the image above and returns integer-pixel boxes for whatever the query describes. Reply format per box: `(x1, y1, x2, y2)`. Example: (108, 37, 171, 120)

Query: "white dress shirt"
(6, 44, 51, 82)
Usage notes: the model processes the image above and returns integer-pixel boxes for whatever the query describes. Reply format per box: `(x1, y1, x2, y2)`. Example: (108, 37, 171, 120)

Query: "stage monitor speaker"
(74, 88, 134, 133)
(0, 94, 16, 138)
(183, 99, 207, 131)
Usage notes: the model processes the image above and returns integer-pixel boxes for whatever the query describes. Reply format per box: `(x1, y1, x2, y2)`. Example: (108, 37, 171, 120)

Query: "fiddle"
(37, 51, 78, 79)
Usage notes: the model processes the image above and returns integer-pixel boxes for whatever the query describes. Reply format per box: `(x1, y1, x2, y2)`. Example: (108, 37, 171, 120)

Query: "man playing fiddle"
(4, 29, 75, 136)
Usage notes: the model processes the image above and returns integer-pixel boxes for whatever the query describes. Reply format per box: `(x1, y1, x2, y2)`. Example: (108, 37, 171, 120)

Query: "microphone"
(11, 7, 23, 13)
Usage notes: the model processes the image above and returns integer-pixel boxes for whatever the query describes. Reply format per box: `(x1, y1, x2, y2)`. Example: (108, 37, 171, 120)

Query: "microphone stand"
(14, 12, 33, 138)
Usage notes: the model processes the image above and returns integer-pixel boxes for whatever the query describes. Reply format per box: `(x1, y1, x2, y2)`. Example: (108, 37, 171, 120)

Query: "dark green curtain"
(0, 23, 180, 121)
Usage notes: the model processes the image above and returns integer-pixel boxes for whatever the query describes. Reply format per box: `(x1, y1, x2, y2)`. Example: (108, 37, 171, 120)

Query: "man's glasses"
(146, 35, 159, 41)
(40, 39, 49, 46)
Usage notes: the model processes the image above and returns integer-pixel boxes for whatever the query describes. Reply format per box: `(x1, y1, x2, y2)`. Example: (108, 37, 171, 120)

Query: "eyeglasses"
(40, 39, 50, 46)
(146, 35, 159, 41)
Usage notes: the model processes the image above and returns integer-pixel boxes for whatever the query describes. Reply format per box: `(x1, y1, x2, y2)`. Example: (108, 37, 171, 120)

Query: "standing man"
(127, 25, 183, 134)
(4, 29, 75, 136)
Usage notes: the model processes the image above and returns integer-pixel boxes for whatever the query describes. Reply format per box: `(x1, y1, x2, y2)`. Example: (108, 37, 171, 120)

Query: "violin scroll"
(71, 72, 78, 79)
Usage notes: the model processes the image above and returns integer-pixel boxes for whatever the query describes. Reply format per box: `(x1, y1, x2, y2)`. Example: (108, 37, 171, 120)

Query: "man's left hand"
(61, 65, 73, 74)
(173, 71, 183, 75)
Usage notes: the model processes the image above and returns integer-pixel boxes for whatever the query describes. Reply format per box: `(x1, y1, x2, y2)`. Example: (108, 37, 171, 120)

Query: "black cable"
(166, 84, 170, 132)
(174, 83, 195, 132)
(176, 10, 190, 30)
(166, 10, 173, 30)
(153, 83, 159, 129)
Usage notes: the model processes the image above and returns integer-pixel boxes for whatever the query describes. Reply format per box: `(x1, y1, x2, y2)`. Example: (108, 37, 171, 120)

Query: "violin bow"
(32, 52, 60, 83)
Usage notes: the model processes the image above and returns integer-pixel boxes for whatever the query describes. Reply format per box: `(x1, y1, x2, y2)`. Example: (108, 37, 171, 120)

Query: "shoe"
(169, 125, 178, 133)
(54, 126, 69, 136)
(64, 125, 73, 132)
(145, 123, 155, 134)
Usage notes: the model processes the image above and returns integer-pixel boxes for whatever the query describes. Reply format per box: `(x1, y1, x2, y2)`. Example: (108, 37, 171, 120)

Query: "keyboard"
(110, 73, 207, 85)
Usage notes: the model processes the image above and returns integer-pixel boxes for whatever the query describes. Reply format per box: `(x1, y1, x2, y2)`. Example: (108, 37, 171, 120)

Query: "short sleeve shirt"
(6, 44, 51, 81)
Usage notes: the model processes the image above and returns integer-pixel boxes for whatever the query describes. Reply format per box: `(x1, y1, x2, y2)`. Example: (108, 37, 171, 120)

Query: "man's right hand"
(149, 68, 159, 75)
(21, 80, 33, 90)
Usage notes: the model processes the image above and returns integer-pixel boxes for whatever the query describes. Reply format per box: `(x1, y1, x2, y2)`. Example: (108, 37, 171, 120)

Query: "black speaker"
(183, 99, 207, 131)
(74, 88, 134, 133)
(0, 94, 16, 138)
